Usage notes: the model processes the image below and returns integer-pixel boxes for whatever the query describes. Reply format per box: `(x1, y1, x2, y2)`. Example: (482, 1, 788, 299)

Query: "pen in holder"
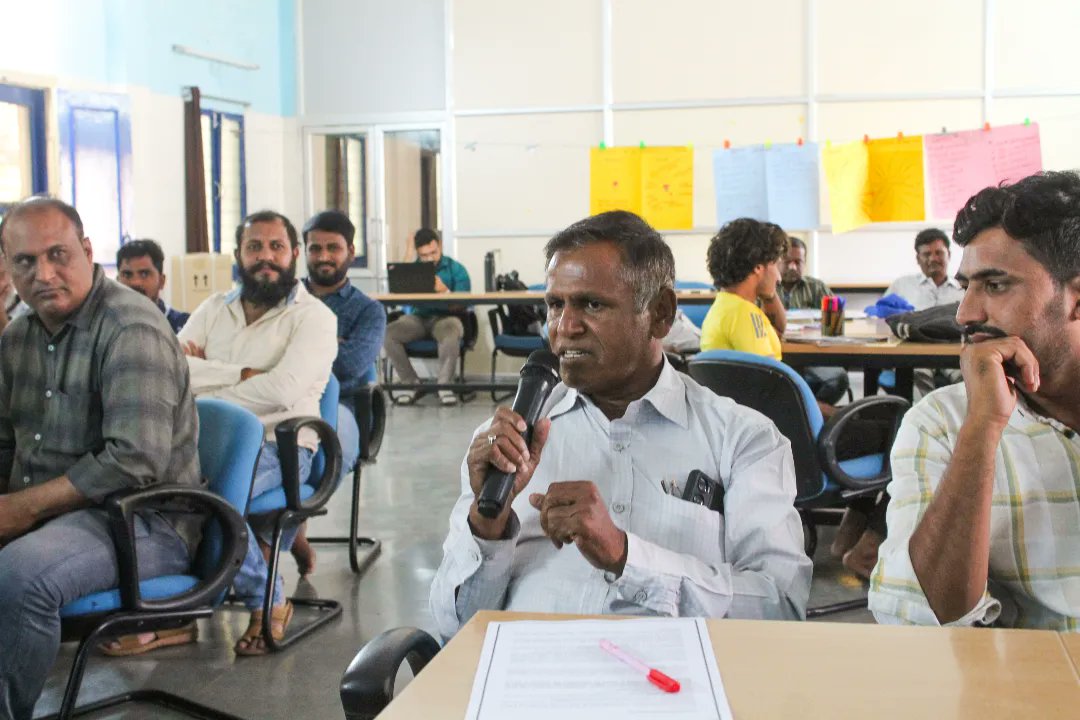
(821, 295, 845, 337)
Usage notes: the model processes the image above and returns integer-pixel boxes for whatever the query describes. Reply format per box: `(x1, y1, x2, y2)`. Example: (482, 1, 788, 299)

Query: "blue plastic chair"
(688, 350, 909, 616)
(244, 374, 371, 651)
(47, 399, 262, 720)
(306, 373, 385, 575)
(385, 309, 480, 401)
(487, 282, 547, 401)
(675, 279, 713, 329)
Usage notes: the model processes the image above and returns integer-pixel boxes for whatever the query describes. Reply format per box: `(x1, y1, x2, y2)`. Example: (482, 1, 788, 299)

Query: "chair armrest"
(340, 627, 441, 720)
(275, 416, 342, 512)
(104, 485, 248, 612)
(487, 307, 501, 335)
(341, 384, 386, 461)
(818, 395, 910, 491)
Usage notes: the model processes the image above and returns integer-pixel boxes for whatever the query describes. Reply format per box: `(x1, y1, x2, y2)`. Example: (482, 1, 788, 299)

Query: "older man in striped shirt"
(870, 171, 1080, 630)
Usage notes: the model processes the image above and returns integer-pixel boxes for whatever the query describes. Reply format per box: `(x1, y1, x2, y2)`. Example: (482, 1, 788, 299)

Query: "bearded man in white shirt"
(178, 210, 337, 654)
(870, 171, 1080, 630)
(429, 211, 811, 640)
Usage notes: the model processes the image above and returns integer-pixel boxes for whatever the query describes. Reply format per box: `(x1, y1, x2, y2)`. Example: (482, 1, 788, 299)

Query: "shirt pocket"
(642, 487, 726, 565)
(45, 390, 103, 455)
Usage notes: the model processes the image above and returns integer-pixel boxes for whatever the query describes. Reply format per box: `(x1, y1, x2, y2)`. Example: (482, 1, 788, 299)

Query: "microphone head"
(521, 349, 560, 380)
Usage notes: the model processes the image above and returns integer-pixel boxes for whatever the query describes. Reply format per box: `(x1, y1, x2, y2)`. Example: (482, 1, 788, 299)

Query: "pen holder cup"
(821, 307, 845, 337)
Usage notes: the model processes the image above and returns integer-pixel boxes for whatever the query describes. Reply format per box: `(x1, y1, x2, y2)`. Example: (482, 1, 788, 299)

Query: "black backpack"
(885, 301, 963, 342)
(495, 271, 545, 336)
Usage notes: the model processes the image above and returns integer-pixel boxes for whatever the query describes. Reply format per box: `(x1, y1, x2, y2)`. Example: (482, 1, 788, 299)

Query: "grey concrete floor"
(33, 394, 872, 719)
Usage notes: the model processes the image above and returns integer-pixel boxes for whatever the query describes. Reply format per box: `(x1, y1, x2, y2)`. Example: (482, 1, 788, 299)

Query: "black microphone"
(476, 349, 561, 518)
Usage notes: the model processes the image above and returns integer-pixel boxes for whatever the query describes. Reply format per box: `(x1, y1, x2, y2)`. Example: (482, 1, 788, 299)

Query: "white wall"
(299, 0, 1080, 373)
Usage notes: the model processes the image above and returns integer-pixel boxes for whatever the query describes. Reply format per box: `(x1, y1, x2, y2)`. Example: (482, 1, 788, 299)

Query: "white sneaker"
(394, 390, 417, 406)
(438, 390, 459, 406)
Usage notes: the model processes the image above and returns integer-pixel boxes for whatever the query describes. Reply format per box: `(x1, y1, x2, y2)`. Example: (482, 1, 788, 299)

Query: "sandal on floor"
(99, 622, 198, 657)
(234, 601, 294, 657)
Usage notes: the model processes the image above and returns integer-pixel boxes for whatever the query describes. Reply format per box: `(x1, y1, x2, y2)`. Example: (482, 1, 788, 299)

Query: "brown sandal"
(99, 622, 198, 656)
(234, 601, 294, 656)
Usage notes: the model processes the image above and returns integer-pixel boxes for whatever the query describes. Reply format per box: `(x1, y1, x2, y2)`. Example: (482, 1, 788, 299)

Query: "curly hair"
(545, 210, 675, 313)
(706, 218, 789, 288)
(953, 171, 1080, 286)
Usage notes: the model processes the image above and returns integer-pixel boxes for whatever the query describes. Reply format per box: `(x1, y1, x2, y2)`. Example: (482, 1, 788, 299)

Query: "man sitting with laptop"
(384, 228, 472, 406)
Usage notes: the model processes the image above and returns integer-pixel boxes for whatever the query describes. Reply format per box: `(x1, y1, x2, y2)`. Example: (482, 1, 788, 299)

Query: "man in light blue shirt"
(429, 211, 811, 640)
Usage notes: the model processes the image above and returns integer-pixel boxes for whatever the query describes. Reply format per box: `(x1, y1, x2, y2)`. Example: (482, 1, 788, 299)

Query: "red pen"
(599, 639, 681, 693)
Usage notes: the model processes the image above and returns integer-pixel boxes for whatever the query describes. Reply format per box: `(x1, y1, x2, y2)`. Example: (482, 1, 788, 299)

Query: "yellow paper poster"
(867, 136, 926, 222)
(640, 146, 694, 230)
(822, 140, 871, 233)
(590, 147, 642, 216)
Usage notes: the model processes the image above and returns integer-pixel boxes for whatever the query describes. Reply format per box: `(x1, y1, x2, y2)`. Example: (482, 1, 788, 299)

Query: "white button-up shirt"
(178, 283, 337, 449)
(429, 360, 811, 641)
(869, 383, 1080, 630)
(885, 273, 965, 311)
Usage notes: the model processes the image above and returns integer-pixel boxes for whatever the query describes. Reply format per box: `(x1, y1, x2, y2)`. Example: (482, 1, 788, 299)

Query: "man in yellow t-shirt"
(701, 219, 787, 358)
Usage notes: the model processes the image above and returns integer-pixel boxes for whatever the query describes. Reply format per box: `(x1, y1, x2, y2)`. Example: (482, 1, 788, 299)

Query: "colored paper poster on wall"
(924, 129, 994, 220)
(989, 123, 1042, 185)
(822, 140, 871, 233)
(867, 136, 925, 223)
(924, 123, 1042, 220)
(641, 146, 694, 229)
(590, 146, 642, 216)
(712, 146, 767, 226)
(765, 143, 820, 230)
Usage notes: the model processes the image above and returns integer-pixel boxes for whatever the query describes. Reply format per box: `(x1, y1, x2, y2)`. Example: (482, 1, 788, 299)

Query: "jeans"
(338, 403, 360, 477)
(802, 366, 850, 405)
(232, 442, 313, 611)
(0, 509, 190, 720)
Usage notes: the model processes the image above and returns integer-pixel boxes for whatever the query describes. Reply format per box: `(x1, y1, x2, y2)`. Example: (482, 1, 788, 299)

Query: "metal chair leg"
(261, 511, 342, 653)
(306, 464, 382, 576)
(806, 597, 869, 619)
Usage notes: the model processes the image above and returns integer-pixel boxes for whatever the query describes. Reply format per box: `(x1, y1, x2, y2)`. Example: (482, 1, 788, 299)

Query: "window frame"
(0, 83, 47, 213)
(201, 109, 247, 253)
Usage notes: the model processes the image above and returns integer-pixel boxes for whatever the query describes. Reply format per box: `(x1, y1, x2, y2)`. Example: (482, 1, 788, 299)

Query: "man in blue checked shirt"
(383, 228, 471, 406)
(297, 210, 385, 576)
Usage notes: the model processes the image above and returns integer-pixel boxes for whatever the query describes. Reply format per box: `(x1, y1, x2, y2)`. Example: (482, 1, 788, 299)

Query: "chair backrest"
(309, 374, 341, 484)
(194, 398, 264, 579)
(675, 280, 713, 328)
(689, 350, 826, 501)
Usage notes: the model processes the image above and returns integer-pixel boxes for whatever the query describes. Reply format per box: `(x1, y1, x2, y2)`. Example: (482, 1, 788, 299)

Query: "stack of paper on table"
(465, 617, 733, 720)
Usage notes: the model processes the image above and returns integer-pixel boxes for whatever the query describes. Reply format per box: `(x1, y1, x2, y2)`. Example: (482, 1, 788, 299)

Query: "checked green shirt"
(777, 276, 832, 310)
(869, 383, 1080, 631)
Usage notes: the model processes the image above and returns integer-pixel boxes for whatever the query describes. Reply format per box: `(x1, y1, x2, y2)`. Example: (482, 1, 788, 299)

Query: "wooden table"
(1060, 632, 1080, 675)
(377, 611, 1080, 719)
(782, 319, 961, 401)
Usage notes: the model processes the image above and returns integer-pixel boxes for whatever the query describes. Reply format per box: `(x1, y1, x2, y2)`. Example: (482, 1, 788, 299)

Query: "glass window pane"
(0, 101, 32, 204)
(345, 136, 366, 260)
(219, 117, 243, 253)
(71, 108, 121, 261)
(383, 129, 440, 263)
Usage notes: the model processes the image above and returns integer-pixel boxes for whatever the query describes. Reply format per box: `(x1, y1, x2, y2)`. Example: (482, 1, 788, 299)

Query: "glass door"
(304, 123, 446, 292)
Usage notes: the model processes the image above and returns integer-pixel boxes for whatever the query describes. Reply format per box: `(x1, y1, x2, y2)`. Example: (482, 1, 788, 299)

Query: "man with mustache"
(115, 239, 190, 333)
(176, 210, 337, 654)
(884, 228, 965, 311)
(429, 211, 811, 640)
(869, 171, 1080, 629)
(293, 210, 385, 576)
(0, 198, 200, 718)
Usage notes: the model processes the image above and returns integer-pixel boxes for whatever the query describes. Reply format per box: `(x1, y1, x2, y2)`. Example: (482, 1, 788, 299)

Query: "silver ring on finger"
(486, 433, 498, 447)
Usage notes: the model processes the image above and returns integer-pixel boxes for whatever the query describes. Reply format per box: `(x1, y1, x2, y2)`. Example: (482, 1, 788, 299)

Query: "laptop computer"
(387, 262, 437, 293)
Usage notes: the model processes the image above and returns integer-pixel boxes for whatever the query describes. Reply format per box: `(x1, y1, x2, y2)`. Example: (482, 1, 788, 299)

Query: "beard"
(239, 259, 298, 307)
(309, 261, 350, 288)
